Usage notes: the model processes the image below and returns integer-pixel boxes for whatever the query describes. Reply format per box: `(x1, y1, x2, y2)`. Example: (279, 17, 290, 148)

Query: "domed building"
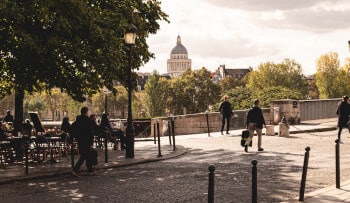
(167, 35, 192, 77)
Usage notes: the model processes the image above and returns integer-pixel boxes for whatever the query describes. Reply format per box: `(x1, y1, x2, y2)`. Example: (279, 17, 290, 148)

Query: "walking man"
(244, 99, 265, 153)
(72, 107, 96, 175)
(336, 96, 350, 143)
(219, 95, 233, 135)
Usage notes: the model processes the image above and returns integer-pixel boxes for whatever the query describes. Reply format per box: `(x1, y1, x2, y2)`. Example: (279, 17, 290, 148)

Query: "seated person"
(22, 119, 33, 136)
(60, 117, 72, 143)
(100, 113, 126, 150)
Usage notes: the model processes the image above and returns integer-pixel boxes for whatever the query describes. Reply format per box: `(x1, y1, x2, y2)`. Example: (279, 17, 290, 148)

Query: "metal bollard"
(104, 136, 108, 163)
(154, 123, 157, 144)
(252, 160, 257, 203)
(208, 165, 215, 203)
(299, 147, 311, 201)
(171, 119, 176, 151)
(71, 142, 74, 169)
(206, 111, 210, 137)
(336, 139, 340, 189)
(157, 122, 162, 157)
(168, 121, 172, 145)
(25, 141, 29, 175)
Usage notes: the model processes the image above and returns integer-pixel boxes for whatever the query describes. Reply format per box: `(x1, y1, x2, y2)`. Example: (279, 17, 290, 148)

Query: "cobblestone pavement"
(0, 129, 349, 202)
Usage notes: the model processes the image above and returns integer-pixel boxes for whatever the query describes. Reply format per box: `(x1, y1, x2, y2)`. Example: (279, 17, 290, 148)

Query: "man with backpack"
(72, 107, 96, 175)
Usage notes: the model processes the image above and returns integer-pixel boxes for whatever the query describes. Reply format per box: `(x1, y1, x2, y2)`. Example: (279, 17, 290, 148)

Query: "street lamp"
(103, 86, 110, 114)
(125, 24, 137, 158)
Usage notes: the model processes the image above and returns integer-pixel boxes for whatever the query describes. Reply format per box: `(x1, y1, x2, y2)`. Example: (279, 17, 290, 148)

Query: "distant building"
(167, 35, 192, 77)
(212, 64, 252, 83)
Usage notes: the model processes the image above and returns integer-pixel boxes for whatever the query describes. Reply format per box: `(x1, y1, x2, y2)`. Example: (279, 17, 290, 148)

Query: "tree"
(246, 59, 308, 97)
(257, 86, 303, 107)
(315, 52, 340, 98)
(145, 71, 169, 117)
(168, 68, 220, 114)
(219, 75, 245, 92)
(0, 0, 168, 130)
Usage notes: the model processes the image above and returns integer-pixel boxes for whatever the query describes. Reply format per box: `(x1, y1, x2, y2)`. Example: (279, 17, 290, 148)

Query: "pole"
(154, 123, 156, 144)
(299, 147, 311, 201)
(25, 140, 29, 174)
(336, 139, 340, 189)
(168, 120, 172, 145)
(71, 142, 74, 169)
(252, 160, 257, 203)
(126, 44, 135, 158)
(206, 112, 210, 137)
(104, 94, 107, 113)
(157, 122, 162, 157)
(208, 165, 215, 203)
(104, 135, 108, 163)
(171, 118, 176, 151)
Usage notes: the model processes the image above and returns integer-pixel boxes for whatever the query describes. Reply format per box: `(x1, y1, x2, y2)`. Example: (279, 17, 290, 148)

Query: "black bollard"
(104, 136, 108, 163)
(157, 122, 162, 157)
(336, 139, 340, 189)
(171, 118, 176, 151)
(206, 111, 210, 137)
(252, 160, 257, 203)
(168, 121, 172, 145)
(71, 142, 74, 169)
(208, 165, 215, 203)
(154, 123, 157, 144)
(25, 141, 29, 175)
(299, 147, 311, 201)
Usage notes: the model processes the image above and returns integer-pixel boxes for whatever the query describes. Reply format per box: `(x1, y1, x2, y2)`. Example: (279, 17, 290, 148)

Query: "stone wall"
(151, 99, 340, 136)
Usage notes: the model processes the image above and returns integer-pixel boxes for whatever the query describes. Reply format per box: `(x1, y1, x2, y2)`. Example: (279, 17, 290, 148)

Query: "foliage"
(0, 0, 168, 127)
(145, 71, 169, 117)
(167, 68, 220, 115)
(316, 52, 343, 99)
(246, 59, 308, 97)
(219, 75, 245, 92)
(223, 86, 254, 110)
(256, 86, 304, 107)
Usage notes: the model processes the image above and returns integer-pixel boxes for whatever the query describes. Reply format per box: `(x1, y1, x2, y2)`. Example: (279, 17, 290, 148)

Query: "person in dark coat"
(100, 113, 126, 150)
(3, 110, 13, 123)
(244, 99, 266, 153)
(336, 96, 350, 143)
(219, 95, 233, 135)
(72, 107, 95, 175)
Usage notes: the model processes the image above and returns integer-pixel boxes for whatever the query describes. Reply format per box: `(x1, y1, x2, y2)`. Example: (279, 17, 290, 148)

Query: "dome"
(170, 35, 188, 55)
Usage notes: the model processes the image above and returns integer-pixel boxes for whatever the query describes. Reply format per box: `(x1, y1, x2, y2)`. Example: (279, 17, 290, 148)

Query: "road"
(1, 129, 350, 202)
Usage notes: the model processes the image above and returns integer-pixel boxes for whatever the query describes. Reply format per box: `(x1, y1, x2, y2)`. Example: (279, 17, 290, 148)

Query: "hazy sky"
(139, 0, 350, 75)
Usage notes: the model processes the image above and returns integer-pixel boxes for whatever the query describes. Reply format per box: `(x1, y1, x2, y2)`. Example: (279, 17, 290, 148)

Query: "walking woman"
(336, 96, 350, 143)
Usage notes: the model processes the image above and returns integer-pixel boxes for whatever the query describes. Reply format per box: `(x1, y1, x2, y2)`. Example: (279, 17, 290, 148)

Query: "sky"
(139, 0, 350, 76)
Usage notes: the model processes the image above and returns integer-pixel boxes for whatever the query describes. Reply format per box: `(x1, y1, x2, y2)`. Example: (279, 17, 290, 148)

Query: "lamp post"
(125, 24, 137, 158)
(103, 86, 110, 114)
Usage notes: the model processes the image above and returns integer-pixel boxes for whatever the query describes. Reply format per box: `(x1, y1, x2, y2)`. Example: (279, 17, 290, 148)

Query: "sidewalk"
(0, 141, 186, 185)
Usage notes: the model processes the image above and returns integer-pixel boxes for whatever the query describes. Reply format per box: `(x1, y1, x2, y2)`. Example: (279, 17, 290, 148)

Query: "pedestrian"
(219, 95, 233, 135)
(244, 99, 265, 153)
(72, 107, 96, 175)
(336, 96, 350, 143)
(3, 110, 14, 123)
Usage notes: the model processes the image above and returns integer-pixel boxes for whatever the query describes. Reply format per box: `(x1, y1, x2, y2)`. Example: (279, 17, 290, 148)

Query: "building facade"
(167, 35, 192, 77)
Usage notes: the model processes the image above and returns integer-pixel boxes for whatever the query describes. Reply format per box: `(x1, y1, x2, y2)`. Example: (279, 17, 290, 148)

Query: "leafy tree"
(306, 76, 319, 99)
(246, 59, 308, 97)
(315, 52, 340, 98)
(91, 85, 128, 118)
(219, 75, 245, 92)
(0, 0, 168, 130)
(257, 86, 304, 107)
(224, 86, 253, 110)
(168, 68, 220, 114)
(145, 71, 169, 117)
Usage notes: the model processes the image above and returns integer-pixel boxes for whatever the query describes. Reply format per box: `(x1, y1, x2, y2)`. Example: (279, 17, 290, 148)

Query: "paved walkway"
(1, 117, 348, 202)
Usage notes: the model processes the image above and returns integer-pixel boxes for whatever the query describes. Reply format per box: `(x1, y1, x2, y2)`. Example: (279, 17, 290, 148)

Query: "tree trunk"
(14, 88, 24, 134)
